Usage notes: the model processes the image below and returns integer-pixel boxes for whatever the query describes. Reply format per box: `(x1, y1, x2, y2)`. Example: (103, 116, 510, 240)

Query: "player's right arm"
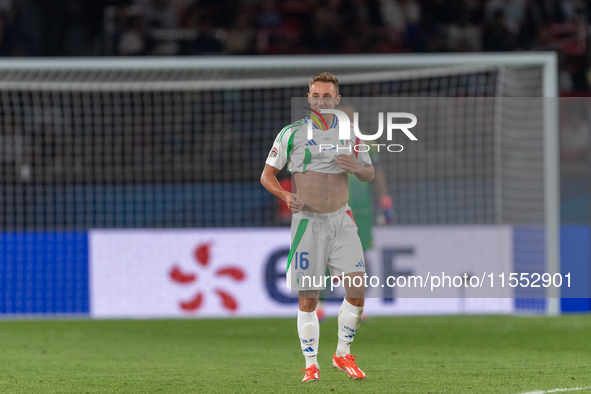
(260, 165, 304, 213)
(260, 126, 304, 213)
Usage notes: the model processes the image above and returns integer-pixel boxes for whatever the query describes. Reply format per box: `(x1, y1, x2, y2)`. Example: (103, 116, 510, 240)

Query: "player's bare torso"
(293, 171, 349, 213)
(294, 170, 349, 214)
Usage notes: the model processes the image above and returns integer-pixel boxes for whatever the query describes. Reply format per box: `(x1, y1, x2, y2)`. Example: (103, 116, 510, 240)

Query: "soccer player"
(260, 72, 374, 382)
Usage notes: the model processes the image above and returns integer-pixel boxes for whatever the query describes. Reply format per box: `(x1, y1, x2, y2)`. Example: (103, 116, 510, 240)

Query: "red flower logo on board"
(168, 243, 245, 313)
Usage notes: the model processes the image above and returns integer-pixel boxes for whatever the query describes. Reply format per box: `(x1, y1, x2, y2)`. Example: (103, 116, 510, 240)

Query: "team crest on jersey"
(269, 148, 278, 158)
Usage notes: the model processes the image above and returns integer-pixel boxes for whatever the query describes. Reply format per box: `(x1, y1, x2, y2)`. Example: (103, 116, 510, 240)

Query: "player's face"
(307, 82, 340, 111)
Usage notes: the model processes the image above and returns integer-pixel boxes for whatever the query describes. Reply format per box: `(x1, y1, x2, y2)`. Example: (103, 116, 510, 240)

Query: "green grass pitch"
(1, 315, 591, 393)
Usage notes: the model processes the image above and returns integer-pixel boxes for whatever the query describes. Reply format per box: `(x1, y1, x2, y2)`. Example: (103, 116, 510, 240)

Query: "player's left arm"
(335, 155, 375, 182)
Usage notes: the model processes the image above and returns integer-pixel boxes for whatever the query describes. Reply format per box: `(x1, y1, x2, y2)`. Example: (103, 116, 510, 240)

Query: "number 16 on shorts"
(294, 252, 309, 270)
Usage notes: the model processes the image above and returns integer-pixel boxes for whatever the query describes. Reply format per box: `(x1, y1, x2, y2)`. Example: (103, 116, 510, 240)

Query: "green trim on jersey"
(287, 218, 309, 272)
(285, 125, 307, 174)
(285, 131, 297, 174)
(303, 148, 312, 172)
(276, 119, 306, 143)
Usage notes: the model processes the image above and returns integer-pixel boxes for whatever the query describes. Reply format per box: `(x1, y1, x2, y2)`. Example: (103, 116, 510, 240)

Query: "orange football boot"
(332, 354, 366, 379)
(301, 364, 319, 382)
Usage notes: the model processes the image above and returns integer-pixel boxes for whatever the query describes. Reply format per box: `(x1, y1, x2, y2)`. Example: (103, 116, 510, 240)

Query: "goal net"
(0, 54, 558, 313)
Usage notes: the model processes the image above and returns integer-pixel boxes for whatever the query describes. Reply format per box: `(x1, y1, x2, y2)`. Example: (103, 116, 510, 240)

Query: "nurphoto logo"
(306, 108, 418, 153)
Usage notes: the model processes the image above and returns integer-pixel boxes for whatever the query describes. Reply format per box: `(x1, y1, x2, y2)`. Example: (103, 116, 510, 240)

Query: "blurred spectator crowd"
(0, 0, 590, 92)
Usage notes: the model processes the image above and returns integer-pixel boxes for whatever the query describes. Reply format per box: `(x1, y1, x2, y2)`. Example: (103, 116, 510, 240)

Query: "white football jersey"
(265, 117, 372, 174)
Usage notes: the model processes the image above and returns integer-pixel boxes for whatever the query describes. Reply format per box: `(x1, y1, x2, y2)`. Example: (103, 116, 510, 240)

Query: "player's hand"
(335, 154, 360, 174)
(377, 195, 395, 225)
(286, 193, 305, 213)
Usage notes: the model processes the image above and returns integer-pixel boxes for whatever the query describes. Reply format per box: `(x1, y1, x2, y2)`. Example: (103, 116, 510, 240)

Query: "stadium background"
(0, 1, 590, 392)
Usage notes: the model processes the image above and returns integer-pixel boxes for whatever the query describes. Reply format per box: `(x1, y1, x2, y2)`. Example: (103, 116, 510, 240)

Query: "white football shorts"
(286, 204, 366, 291)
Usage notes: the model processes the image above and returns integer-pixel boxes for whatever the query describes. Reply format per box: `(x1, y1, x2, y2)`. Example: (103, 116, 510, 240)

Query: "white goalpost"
(0, 53, 559, 314)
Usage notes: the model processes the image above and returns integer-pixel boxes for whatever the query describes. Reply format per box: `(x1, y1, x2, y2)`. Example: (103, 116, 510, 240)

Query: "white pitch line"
(521, 386, 591, 394)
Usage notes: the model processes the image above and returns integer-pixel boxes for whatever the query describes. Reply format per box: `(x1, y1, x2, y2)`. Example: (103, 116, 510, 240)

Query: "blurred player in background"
(261, 72, 374, 382)
(342, 104, 395, 235)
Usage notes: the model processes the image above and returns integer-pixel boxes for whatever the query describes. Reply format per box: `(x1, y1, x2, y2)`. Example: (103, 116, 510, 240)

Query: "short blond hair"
(309, 72, 339, 94)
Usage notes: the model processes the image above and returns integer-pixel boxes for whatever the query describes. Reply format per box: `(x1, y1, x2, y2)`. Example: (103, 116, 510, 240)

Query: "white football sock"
(336, 298, 363, 357)
(297, 309, 319, 368)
